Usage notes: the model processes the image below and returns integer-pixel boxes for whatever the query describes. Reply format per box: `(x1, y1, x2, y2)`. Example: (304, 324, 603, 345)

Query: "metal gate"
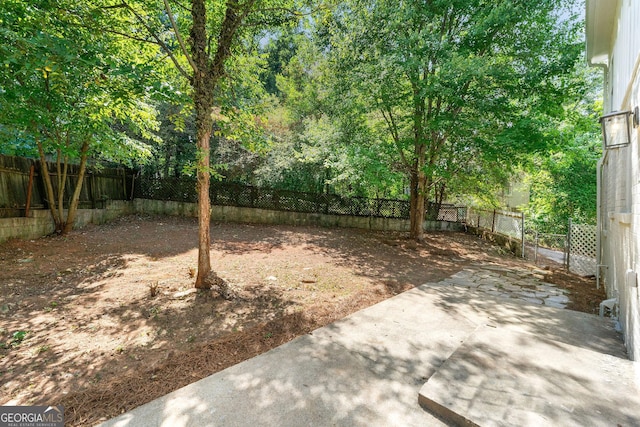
(531, 233, 567, 265)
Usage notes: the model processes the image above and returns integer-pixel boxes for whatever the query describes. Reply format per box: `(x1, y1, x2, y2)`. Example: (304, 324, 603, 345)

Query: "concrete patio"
(101, 264, 640, 427)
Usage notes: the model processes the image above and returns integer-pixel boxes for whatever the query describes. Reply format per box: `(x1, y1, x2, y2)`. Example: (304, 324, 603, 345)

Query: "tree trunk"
(63, 141, 90, 234)
(409, 167, 426, 241)
(426, 182, 446, 221)
(192, 0, 214, 289)
(36, 139, 64, 233)
(189, 0, 243, 290)
(194, 105, 213, 289)
(409, 83, 427, 241)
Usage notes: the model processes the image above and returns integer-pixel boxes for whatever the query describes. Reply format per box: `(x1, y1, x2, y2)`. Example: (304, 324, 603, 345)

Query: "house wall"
(595, 0, 640, 360)
(501, 180, 530, 211)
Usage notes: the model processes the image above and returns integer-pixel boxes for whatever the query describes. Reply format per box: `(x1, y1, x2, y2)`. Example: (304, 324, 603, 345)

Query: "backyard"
(0, 215, 605, 426)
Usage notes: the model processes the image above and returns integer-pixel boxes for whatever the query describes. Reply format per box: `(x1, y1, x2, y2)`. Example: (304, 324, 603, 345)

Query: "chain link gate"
(530, 232, 567, 265)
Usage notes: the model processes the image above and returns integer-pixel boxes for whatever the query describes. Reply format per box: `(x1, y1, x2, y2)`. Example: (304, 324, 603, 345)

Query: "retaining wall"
(466, 225, 524, 257)
(0, 200, 133, 243)
(0, 198, 462, 243)
(133, 199, 462, 232)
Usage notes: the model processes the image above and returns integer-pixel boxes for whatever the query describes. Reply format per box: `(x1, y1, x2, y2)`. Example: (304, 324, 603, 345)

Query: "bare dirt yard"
(0, 215, 606, 426)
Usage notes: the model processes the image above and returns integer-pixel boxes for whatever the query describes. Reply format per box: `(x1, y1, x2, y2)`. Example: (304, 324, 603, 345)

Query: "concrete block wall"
(133, 198, 198, 217)
(1, 198, 463, 245)
(132, 198, 463, 233)
(0, 214, 54, 243)
(465, 226, 524, 258)
(0, 200, 133, 243)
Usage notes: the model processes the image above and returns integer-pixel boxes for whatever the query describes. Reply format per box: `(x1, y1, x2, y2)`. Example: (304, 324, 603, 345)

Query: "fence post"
(491, 209, 496, 233)
(24, 164, 35, 217)
(520, 212, 525, 258)
(88, 172, 95, 209)
(534, 230, 538, 263)
(122, 168, 127, 199)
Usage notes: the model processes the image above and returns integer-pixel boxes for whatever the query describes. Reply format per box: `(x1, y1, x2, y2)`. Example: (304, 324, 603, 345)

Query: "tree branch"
(163, 0, 198, 75)
(209, 0, 249, 79)
(377, 98, 410, 169)
(121, 1, 192, 81)
(171, 0, 192, 13)
(101, 3, 128, 10)
(101, 28, 158, 45)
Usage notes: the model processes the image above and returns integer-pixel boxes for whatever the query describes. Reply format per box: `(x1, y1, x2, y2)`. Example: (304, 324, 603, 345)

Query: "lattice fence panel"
(568, 222, 597, 276)
(135, 177, 469, 222)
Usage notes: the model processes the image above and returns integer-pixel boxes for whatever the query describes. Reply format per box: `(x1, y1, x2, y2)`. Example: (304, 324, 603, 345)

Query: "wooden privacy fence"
(0, 154, 135, 218)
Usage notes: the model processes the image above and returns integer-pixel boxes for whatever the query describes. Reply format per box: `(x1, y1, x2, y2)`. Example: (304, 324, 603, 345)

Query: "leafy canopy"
(0, 0, 161, 164)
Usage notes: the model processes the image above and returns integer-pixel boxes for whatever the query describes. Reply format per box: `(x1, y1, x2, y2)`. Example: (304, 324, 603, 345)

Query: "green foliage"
(322, 0, 583, 202)
(0, 127, 37, 157)
(0, 0, 600, 236)
(143, 103, 197, 178)
(254, 0, 589, 223)
(119, 0, 298, 184)
(0, 0, 160, 164)
(253, 29, 408, 198)
(523, 67, 603, 233)
(10, 330, 28, 348)
(259, 29, 301, 95)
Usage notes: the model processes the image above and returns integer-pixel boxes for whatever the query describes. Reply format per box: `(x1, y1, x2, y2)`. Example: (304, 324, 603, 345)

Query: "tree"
(256, 31, 407, 198)
(0, 0, 158, 234)
(320, 0, 583, 240)
(113, 0, 297, 289)
(524, 64, 603, 233)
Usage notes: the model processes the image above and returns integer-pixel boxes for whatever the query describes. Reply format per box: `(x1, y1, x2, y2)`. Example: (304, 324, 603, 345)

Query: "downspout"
(596, 157, 604, 290)
(594, 60, 610, 292)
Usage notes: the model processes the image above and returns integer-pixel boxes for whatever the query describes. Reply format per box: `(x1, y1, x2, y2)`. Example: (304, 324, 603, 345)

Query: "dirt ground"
(0, 215, 606, 426)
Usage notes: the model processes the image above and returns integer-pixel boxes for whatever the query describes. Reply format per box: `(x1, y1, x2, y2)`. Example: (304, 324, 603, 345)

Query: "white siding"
(599, 0, 640, 360)
(609, 0, 640, 109)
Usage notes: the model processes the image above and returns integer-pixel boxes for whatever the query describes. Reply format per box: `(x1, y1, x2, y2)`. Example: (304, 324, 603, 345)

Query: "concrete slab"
(100, 273, 637, 427)
(102, 332, 448, 427)
(420, 284, 626, 358)
(100, 285, 480, 427)
(419, 325, 640, 426)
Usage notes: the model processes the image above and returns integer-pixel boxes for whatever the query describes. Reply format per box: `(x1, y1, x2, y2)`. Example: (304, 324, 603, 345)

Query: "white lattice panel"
(568, 223, 597, 276)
